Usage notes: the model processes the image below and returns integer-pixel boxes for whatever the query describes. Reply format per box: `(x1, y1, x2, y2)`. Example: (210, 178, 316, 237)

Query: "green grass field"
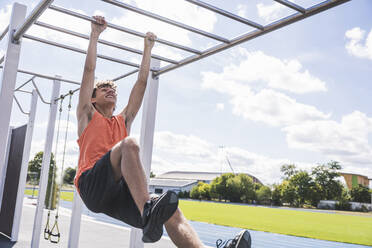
(25, 189, 74, 201)
(179, 200, 372, 246)
(25, 189, 372, 246)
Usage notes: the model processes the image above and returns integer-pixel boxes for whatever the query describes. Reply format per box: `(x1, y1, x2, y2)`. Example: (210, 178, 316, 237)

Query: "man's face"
(92, 86, 117, 106)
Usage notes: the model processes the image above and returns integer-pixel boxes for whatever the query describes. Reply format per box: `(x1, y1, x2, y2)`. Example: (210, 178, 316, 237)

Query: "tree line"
(186, 161, 371, 210)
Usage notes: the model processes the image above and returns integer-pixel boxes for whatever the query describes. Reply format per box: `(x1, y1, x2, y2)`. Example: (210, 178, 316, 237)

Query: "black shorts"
(78, 151, 143, 228)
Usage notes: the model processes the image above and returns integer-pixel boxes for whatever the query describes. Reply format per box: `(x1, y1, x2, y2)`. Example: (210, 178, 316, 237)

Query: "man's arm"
(121, 32, 156, 134)
(76, 16, 107, 136)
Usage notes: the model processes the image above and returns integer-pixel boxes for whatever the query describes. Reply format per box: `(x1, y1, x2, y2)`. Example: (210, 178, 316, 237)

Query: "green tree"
(311, 161, 343, 200)
(150, 171, 156, 178)
(272, 184, 282, 206)
(63, 167, 76, 185)
(256, 185, 271, 205)
(199, 182, 211, 200)
(350, 184, 371, 203)
(190, 184, 200, 199)
(28, 151, 58, 209)
(281, 164, 298, 180)
(289, 171, 314, 207)
(226, 176, 241, 202)
(281, 180, 297, 206)
(210, 173, 235, 201)
(238, 174, 256, 203)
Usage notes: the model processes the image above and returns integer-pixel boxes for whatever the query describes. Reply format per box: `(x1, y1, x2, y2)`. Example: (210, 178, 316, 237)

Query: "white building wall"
(149, 183, 197, 194)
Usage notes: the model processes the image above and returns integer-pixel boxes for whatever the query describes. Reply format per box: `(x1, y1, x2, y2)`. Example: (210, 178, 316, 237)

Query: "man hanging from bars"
(74, 15, 251, 248)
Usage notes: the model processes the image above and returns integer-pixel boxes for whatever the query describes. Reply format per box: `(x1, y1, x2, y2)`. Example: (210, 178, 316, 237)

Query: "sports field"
(25, 189, 372, 246)
(179, 200, 372, 246)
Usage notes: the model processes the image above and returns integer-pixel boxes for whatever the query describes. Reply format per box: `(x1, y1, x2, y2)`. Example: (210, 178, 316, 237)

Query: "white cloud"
(284, 111, 372, 173)
(203, 49, 327, 94)
(256, 2, 287, 23)
(151, 131, 305, 184)
(237, 4, 248, 18)
(36, 120, 77, 134)
(345, 27, 372, 60)
(103, 0, 217, 61)
(0, 4, 11, 32)
(201, 49, 329, 127)
(27, 8, 91, 49)
(216, 103, 224, 111)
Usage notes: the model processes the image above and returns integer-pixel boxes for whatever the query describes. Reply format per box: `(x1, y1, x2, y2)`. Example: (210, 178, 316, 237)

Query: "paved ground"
(0, 199, 176, 248)
(0, 198, 370, 248)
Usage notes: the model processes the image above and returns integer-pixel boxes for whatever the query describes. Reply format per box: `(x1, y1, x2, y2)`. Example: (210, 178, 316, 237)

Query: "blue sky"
(1, 0, 371, 185)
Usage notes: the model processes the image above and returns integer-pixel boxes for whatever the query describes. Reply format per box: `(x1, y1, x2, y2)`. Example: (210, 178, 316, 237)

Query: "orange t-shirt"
(74, 111, 128, 190)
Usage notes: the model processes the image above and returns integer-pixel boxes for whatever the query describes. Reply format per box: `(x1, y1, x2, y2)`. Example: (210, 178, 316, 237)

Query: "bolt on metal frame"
(0, 0, 351, 248)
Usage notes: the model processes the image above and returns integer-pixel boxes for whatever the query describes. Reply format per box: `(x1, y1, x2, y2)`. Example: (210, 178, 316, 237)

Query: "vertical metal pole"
(0, 3, 27, 211)
(129, 59, 160, 248)
(31, 77, 61, 248)
(68, 187, 83, 248)
(11, 90, 38, 241)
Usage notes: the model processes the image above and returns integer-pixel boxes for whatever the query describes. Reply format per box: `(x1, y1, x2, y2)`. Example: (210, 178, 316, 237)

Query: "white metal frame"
(31, 78, 60, 248)
(11, 90, 38, 241)
(0, 0, 352, 247)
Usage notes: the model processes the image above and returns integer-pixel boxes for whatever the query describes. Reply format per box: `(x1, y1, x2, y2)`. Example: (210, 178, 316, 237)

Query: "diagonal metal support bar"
(274, 0, 306, 13)
(155, 0, 350, 76)
(49, 5, 202, 54)
(23, 34, 142, 68)
(0, 65, 80, 85)
(14, 76, 36, 91)
(102, 0, 230, 43)
(0, 25, 9, 41)
(112, 69, 139, 82)
(13, 0, 54, 42)
(185, 0, 264, 30)
(13, 95, 29, 115)
(0, 56, 4, 65)
(34, 21, 179, 64)
(31, 79, 51, 104)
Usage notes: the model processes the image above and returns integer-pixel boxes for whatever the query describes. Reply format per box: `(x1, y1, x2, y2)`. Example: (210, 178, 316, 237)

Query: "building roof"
(149, 178, 197, 187)
(156, 171, 263, 184)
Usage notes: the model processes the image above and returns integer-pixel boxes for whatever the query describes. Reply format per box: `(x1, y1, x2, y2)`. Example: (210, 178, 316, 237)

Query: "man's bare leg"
(110, 137, 149, 215)
(165, 209, 204, 248)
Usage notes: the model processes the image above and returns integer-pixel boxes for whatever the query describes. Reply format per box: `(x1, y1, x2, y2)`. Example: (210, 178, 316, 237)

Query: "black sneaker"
(142, 191, 179, 243)
(216, 230, 252, 248)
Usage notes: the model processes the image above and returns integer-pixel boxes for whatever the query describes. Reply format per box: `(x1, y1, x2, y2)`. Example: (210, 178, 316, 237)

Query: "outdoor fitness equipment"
(44, 91, 74, 244)
(0, 0, 351, 247)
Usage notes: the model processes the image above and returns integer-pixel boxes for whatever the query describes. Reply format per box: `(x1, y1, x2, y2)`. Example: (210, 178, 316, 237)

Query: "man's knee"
(120, 136, 139, 153)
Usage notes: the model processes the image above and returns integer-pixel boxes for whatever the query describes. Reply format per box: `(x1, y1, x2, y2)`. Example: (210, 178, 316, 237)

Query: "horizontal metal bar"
(55, 68, 140, 102)
(0, 25, 9, 41)
(274, 0, 306, 13)
(13, 0, 54, 41)
(155, 0, 350, 76)
(14, 89, 33, 94)
(184, 0, 264, 30)
(13, 95, 29, 115)
(15, 76, 36, 91)
(34, 21, 179, 64)
(23, 34, 142, 68)
(54, 88, 79, 102)
(112, 69, 139, 82)
(49, 5, 202, 54)
(102, 0, 230, 43)
(31, 79, 51, 104)
(0, 65, 81, 85)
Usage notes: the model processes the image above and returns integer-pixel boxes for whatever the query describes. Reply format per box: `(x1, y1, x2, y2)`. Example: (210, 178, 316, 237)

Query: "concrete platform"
(0, 199, 177, 248)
